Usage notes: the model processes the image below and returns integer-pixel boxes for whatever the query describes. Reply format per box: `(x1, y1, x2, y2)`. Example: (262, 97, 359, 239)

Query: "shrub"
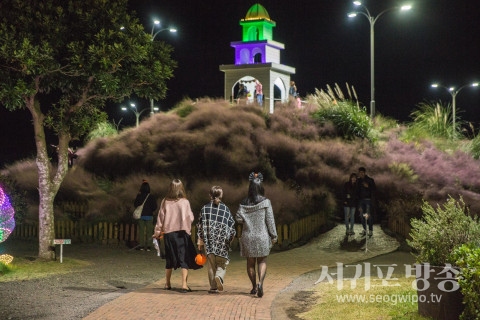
(308, 83, 373, 142)
(384, 136, 480, 204)
(86, 121, 118, 142)
(0, 262, 13, 276)
(452, 243, 480, 320)
(312, 101, 372, 140)
(372, 114, 399, 134)
(171, 98, 196, 117)
(408, 196, 480, 266)
(378, 190, 423, 224)
(466, 131, 480, 159)
(268, 105, 324, 141)
(388, 162, 418, 183)
(407, 100, 463, 140)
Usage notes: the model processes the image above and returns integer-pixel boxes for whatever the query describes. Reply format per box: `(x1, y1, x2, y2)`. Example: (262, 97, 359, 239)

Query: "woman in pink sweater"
(153, 179, 201, 293)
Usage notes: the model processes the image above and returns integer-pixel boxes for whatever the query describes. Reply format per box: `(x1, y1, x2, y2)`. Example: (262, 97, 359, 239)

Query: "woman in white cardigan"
(236, 172, 277, 298)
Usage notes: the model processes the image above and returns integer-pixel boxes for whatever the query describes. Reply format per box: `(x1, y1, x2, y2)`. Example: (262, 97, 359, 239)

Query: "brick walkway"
(83, 224, 400, 320)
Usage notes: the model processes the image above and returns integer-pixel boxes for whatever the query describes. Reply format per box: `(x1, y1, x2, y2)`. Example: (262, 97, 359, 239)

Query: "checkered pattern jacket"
(197, 202, 236, 260)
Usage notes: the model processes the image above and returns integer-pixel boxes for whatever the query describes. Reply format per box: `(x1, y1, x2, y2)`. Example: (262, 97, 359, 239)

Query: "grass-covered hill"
(4, 91, 480, 226)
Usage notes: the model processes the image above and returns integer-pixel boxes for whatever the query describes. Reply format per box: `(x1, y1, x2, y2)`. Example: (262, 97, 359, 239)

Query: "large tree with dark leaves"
(0, 0, 176, 259)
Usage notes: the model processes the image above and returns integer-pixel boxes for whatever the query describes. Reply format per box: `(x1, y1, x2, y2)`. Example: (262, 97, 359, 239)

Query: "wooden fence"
(387, 214, 411, 240)
(61, 201, 88, 221)
(11, 212, 326, 247)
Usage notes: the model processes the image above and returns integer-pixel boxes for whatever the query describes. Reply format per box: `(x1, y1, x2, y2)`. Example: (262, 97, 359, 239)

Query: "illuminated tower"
(220, 3, 295, 113)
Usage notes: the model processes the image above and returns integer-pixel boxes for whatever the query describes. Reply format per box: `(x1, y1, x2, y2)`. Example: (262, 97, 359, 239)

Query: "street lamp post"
(121, 103, 149, 127)
(149, 20, 177, 116)
(348, 1, 411, 118)
(431, 82, 479, 138)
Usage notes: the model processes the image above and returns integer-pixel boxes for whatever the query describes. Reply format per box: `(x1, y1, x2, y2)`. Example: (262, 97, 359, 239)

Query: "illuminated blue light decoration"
(0, 185, 15, 243)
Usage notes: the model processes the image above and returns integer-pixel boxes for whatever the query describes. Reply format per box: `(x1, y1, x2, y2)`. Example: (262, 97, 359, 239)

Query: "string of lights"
(0, 185, 15, 243)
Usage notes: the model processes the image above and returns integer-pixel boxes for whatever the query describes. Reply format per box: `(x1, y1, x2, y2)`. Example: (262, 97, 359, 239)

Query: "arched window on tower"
(247, 27, 260, 41)
(252, 47, 263, 64)
(240, 49, 250, 65)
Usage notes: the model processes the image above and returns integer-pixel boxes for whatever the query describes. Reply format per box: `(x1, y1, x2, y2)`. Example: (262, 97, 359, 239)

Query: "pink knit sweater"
(154, 198, 194, 237)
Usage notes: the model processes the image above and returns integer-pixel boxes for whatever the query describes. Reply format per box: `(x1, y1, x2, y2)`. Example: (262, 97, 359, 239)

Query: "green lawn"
(298, 276, 431, 320)
(0, 256, 89, 282)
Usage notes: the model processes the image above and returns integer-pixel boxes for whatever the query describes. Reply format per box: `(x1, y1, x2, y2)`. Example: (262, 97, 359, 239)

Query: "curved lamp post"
(431, 82, 479, 138)
(121, 103, 149, 127)
(149, 20, 177, 116)
(348, 1, 412, 118)
(151, 19, 177, 39)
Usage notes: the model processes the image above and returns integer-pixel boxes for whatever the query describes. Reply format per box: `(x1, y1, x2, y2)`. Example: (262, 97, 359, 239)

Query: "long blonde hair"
(210, 186, 223, 205)
(165, 179, 187, 201)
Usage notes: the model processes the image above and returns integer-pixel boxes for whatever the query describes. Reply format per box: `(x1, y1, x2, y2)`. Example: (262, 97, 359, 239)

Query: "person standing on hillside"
(134, 180, 158, 251)
(254, 79, 263, 106)
(197, 186, 236, 294)
(289, 80, 297, 99)
(236, 172, 277, 298)
(357, 167, 376, 236)
(236, 83, 248, 104)
(343, 173, 358, 236)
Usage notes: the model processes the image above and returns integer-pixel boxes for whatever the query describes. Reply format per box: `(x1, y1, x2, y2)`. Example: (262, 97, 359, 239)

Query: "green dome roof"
(244, 3, 272, 21)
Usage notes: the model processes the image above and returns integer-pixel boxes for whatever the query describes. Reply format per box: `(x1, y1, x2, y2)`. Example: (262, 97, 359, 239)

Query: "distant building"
(219, 3, 295, 113)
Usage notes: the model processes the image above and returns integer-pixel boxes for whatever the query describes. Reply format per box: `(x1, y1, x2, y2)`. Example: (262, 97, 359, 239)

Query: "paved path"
(83, 224, 401, 320)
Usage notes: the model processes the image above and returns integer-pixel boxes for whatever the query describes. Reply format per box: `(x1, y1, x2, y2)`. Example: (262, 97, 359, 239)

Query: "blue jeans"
(257, 94, 263, 105)
(359, 199, 373, 231)
(344, 207, 355, 231)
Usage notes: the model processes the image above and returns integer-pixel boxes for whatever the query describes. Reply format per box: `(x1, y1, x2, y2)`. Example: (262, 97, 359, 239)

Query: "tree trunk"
(28, 97, 69, 260)
(37, 165, 56, 260)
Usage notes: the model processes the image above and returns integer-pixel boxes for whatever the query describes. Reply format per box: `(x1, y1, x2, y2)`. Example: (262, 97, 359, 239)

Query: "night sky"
(1, 0, 480, 165)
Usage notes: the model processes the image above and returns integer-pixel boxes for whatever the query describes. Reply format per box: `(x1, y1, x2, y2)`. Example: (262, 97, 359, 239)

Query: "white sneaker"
(368, 230, 373, 236)
(360, 230, 366, 236)
(215, 276, 224, 292)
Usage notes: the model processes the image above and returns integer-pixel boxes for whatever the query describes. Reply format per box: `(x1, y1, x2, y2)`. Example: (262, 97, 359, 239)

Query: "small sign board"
(52, 239, 72, 263)
(53, 239, 71, 245)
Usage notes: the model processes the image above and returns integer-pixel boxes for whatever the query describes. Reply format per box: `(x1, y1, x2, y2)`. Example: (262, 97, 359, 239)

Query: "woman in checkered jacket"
(197, 186, 236, 294)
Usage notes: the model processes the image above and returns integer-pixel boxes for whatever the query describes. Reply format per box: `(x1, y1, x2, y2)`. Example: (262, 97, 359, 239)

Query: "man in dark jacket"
(357, 167, 376, 236)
